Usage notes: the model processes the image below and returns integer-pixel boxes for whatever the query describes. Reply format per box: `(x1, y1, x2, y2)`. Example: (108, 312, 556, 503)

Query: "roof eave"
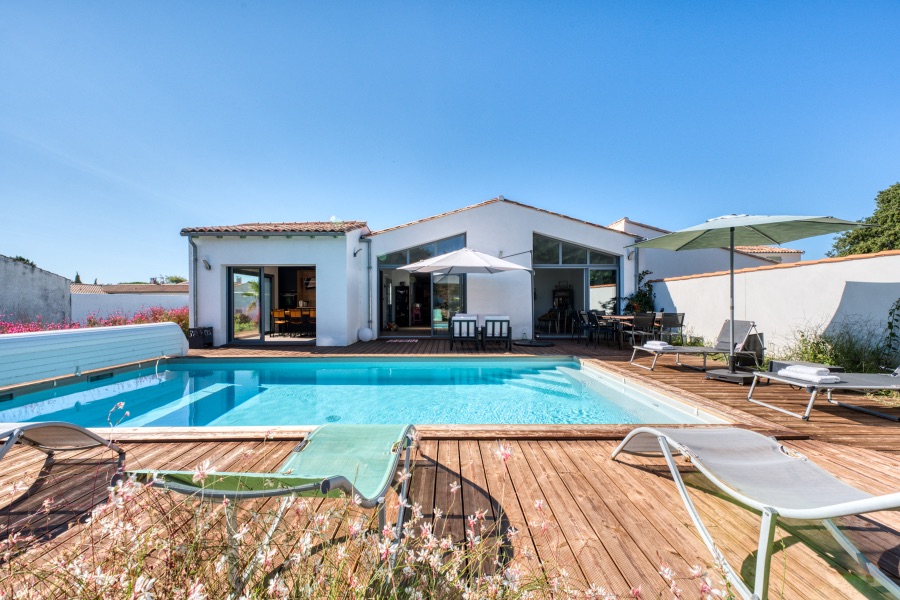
(181, 231, 349, 237)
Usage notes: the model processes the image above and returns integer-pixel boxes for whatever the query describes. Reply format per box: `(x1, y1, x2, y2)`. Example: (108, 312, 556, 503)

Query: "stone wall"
(0, 255, 71, 323)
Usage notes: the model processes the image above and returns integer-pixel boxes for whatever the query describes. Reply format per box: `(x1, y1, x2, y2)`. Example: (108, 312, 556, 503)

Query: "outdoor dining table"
(603, 314, 663, 350)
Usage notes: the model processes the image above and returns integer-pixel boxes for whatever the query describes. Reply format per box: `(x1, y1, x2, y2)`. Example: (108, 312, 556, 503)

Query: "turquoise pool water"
(1, 358, 708, 427)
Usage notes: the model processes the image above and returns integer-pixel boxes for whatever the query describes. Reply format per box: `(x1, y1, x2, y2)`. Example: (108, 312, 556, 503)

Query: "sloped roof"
(181, 221, 367, 235)
(654, 249, 900, 282)
(735, 245, 804, 254)
(70, 283, 105, 294)
(366, 197, 637, 238)
(102, 284, 189, 294)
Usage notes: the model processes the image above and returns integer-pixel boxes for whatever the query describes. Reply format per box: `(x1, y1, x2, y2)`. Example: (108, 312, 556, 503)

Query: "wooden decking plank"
(475, 439, 542, 579)
(534, 439, 674, 595)
(502, 441, 590, 587)
(433, 440, 465, 544)
(516, 440, 629, 592)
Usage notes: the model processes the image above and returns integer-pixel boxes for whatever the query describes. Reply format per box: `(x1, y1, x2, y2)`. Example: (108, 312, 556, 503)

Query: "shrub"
(0, 306, 190, 337)
(779, 314, 900, 374)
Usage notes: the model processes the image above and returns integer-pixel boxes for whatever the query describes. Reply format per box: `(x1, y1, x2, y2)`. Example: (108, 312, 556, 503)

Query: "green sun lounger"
(129, 424, 416, 592)
(128, 423, 416, 508)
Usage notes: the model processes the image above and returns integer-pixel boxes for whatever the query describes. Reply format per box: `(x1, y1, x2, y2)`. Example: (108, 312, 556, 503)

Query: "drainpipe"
(362, 237, 373, 330)
(188, 236, 199, 328)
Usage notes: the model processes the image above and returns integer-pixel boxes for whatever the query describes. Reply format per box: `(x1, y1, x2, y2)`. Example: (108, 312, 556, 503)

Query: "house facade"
(184, 198, 640, 347)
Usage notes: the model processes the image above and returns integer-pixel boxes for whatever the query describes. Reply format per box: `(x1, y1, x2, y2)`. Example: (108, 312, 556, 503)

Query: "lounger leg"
(656, 436, 753, 600)
(753, 507, 778, 600)
(823, 519, 900, 598)
(746, 376, 813, 420)
(629, 348, 656, 371)
(823, 390, 900, 422)
(802, 389, 819, 420)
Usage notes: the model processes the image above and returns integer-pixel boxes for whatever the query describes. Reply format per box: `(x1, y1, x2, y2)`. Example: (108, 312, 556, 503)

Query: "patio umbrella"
(631, 214, 873, 382)
(398, 247, 544, 344)
(398, 247, 530, 275)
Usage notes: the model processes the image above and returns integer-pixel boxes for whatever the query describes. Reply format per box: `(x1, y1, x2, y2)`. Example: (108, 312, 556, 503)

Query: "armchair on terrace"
(481, 316, 512, 351)
(449, 315, 478, 350)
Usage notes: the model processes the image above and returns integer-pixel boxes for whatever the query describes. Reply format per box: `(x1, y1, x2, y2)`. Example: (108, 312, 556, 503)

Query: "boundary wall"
(652, 250, 900, 355)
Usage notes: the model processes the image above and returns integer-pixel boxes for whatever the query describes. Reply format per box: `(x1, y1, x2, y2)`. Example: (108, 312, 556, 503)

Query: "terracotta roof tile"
(652, 249, 900, 283)
(70, 283, 105, 294)
(734, 245, 804, 254)
(366, 197, 636, 237)
(101, 284, 189, 294)
(181, 221, 367, 235)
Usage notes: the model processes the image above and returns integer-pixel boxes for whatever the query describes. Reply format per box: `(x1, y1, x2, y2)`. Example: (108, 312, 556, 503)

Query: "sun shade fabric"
(617, 427, 870, 510)
(398, 247, 530, 274)
(631, 215, 871, 251)
(129, 424, 411, 502)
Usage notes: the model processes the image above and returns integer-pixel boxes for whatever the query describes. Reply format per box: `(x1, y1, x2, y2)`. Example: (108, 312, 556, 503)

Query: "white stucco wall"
(652, 251, 900, 355)
(609, 219, 773, 280)
(368, 201, 638, 339)
(71, 294, 188, 322)
(189, 232, 364, 346)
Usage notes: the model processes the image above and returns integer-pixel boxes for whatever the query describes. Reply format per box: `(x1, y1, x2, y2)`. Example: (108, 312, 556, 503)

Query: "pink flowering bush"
(0, 306, 190, 337)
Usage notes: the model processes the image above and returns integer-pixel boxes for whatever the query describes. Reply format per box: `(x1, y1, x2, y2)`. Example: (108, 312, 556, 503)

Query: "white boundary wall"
(72, 294, 188, 322)
(652, 250, 900, 355)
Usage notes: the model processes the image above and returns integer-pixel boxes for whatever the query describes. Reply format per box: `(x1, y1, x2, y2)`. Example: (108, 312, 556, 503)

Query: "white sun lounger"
(747, 367, 900, 421)
(613, 427, 900, 600)
(630, 319, 759, 372)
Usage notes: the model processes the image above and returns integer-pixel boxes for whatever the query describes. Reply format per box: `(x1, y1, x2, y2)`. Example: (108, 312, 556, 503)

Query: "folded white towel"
(777, 369, 841, 384)
(782, 364, 831, 377)
(644, 343, 674, 350)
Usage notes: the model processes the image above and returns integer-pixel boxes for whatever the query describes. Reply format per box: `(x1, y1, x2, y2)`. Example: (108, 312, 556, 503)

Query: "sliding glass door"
(432, 274, 464, 336)
(230, 267, 262, 341)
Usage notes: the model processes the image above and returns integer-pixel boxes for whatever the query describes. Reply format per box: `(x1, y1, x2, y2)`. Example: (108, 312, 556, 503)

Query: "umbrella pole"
(729, 227, 735, 373)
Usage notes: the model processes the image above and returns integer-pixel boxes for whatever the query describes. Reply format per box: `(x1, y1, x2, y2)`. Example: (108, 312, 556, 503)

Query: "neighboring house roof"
(102, 284, 189, 294)
(653, 249, 900, 282)
(70, 283, 105, 294)
(70, 283, 189, 294)
(734, 245, 804, 254)
(181, 221, 368, 235)
(366, 197, 638, 238)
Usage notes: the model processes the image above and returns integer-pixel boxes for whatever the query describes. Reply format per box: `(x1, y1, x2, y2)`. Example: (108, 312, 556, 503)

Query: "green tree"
(74, 272, 82, 283)
(11, 256, 35, 267)
(166, 275, 187, 283)
(828, 183, 900, 257)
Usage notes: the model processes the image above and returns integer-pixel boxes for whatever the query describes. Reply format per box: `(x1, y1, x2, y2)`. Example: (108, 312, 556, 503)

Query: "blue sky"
(2, 2, 898, 283)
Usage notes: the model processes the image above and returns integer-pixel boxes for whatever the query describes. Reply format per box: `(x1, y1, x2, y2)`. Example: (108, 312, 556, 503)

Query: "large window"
(532, 233, 617, 265)
(377, 234, 466, 266)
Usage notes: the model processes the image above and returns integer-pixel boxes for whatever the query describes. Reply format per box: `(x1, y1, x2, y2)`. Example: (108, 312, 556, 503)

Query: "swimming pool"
(0, 357, 723, 427)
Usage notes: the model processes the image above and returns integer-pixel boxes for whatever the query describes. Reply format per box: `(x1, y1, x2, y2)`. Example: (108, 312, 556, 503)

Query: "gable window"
(532, 233, 617, 266)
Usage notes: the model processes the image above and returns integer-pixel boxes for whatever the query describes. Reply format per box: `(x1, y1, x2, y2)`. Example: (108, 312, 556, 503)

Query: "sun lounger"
(130, 424, 415, 592)
(613, 426, 900, 600)
(747, 366, 900, 421)
(129, 423, 415, 507)
(630, 319, 761, 372)
(0, 421, 125, 484)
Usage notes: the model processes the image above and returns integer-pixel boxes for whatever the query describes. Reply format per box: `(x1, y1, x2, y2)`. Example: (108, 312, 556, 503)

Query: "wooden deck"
(3, 338, 900, 597)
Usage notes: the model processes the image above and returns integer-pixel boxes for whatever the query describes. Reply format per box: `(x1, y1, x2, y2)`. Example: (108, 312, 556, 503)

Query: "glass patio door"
(231, 267, 262, 341)
(432, 274, 464, 336)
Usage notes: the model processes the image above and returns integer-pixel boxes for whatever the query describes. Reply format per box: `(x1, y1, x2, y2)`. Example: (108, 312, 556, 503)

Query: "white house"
(183, 197, 816, 347)
(183, 198, 640, 346)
